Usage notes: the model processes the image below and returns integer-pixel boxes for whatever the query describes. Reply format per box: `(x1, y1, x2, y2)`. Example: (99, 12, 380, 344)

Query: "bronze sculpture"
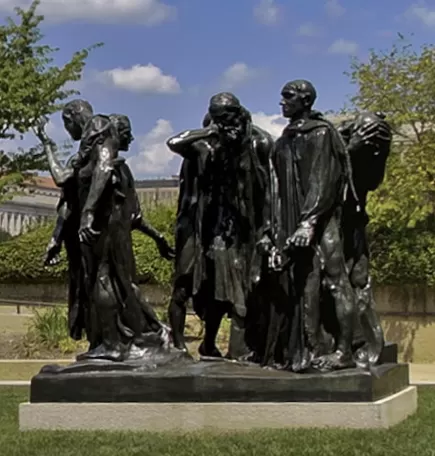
(34, 88, 392, 376)
(35, 102, 173, 361)
(26, 85, 414, 427)
(166, 92, 273, 359)
(338, 111, 392, 367)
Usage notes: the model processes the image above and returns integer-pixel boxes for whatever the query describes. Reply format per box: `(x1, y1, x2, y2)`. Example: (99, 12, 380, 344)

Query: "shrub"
(0, 202, 434, 287)
(22, 306, 87, 356)
(0, 204, 177, 286)
(369, 227, 435, 286)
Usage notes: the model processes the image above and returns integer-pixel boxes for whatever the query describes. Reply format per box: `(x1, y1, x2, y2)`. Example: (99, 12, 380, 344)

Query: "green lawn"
(0, 362, 71, 380)
(1, 387, 435, 456)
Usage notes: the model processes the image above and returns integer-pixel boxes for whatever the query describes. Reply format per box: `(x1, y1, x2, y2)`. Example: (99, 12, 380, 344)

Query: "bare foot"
(77, 343, 124, 362)
(312, 350, 355, 372)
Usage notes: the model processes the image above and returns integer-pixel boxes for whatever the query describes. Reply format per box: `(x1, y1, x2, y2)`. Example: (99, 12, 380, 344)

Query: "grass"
(0, 304, 230, 380)
(0, 362, 71, 380)
(0, 386, 435, 455)
(0, 305, 32, 334)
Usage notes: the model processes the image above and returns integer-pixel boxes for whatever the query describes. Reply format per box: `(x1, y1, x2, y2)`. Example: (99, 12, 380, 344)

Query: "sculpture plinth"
(20, 342, 417, 431)
(30, 360, 407, 403)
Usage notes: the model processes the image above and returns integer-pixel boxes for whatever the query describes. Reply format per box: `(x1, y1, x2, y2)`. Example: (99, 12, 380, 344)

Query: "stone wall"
(1, 282, 434, 363)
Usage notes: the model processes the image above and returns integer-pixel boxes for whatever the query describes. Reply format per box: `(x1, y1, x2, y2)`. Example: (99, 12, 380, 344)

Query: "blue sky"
(1, 0, 434, 178)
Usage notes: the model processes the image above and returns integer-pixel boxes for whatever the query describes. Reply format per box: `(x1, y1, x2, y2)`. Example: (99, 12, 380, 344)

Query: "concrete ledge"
(19, 386, 417, 431)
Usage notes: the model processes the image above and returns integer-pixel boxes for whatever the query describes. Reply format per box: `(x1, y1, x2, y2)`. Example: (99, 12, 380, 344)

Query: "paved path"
(410, 364, 435, 384)
(0, 381, 30, 386)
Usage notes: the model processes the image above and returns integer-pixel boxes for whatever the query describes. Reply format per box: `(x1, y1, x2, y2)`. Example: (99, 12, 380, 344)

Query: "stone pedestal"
(19, 345, 417, 431)
(20, 386, 417, 431)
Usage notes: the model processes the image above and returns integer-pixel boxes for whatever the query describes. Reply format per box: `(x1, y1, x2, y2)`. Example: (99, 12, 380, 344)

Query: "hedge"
(369, 227, 435, 286)
(0, 204, 176, 286)
(0, 205, 434, 286)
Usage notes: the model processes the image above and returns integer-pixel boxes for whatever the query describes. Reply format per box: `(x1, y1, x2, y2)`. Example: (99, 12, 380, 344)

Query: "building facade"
(0, 175, 180, 238)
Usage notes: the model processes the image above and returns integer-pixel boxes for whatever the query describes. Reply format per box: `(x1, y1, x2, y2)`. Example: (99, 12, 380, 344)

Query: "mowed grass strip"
(0, 362, 71, 380)
(0, 386, 435, 456)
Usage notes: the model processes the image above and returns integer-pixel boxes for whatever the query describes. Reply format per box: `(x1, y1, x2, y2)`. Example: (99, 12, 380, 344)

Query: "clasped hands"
(348, 119, 391, 152)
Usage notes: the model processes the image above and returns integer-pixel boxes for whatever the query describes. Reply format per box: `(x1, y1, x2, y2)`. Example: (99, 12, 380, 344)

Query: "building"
(0, 175, 180, 238)
(0, 176, 59, 237)
(136, 177, 179, 206)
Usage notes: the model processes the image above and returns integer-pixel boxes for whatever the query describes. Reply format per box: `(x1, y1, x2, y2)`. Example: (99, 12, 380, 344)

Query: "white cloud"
(328, 39, 359, 55)
(253, 0, 279, 25)
(101, 64, 181, 94)
(325, 0, 345, 17)
(408, 5, 435, 27)
(251, 112, 287, 138)
(221, 63, 260, 89)
(128, 119, 174, 176)
(297, 23, 321, 37)
(0, 0, 176, 25)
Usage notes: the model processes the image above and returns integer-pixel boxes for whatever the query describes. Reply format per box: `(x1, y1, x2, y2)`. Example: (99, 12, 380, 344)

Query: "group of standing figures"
(36, 78, 392, 372)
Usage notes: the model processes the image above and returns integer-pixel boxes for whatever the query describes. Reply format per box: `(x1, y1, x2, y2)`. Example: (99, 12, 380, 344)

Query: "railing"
(0, 298, 61, 314)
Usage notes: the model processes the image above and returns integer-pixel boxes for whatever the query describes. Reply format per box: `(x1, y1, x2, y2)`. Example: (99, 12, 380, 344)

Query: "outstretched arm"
(121, 162, 175, 260)
(33, 123, 74, 187)
(166, 125, 217, 158)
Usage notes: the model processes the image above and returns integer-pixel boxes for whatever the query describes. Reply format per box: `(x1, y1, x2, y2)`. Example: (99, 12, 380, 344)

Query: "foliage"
(0, 0, 101, 139)
(0, 204, 177, 286)
(22, 306, 86, 356)
(369, 227, 435, 286)
(346, 34, 435, 230)
(133, 204, 176, 286)
(0, 140, 73, 205)
(343, 33, 435, 286)
(0, 0, 101, 202)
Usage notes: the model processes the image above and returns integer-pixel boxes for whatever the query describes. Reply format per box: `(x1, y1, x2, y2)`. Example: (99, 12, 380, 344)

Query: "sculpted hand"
(288, 221, 315, 248)
(257, 234, 273, 256)
(79, 211, 101, 245)
(206, 123, 219, 137)
(349, 120, 391, 152)
(155, 236, 175, 260)
(43, 238, 62, 267)
(32, 116, 51, 144)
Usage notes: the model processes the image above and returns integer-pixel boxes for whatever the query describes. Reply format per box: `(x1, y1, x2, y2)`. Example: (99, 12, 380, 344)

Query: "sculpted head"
(202, 112, 212, 128)
(280, 80, 317, 119)
(109, 114, 133, 151)
(62, 99, 93, 141)
(208, 92, 249, 142)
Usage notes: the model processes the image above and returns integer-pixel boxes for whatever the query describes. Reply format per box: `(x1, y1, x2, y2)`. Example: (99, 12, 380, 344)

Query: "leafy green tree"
(346, 34, 435, 230)
(0, 0, 102, 202)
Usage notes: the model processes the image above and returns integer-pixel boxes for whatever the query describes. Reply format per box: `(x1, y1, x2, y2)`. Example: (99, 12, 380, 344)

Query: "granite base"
(20, 386, 417, 431)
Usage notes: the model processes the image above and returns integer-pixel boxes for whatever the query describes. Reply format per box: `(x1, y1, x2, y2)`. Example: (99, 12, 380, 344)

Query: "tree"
(0, 140, 73, 204)
(345, 34, 435, 230)
(0, 0, 102, 202)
